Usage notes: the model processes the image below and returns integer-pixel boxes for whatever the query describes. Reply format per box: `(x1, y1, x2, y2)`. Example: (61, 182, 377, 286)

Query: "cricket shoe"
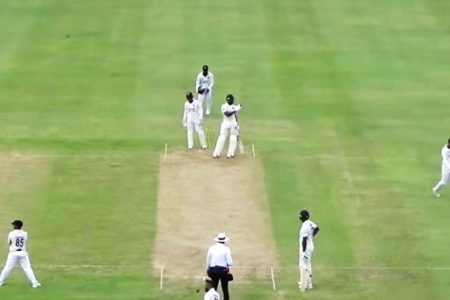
(32, 282, 41, 288)
(432, 188, 441, 198)
(202, 146, 207, 150)
(0, 281, 4, 287)
(206, 110, 211, 116)
(226, 155, 234, 159)
(213, 154, 219, 159)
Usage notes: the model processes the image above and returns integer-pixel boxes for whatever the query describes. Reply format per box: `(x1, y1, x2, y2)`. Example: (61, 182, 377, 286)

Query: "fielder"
(0, 220, 41, 288)
(298, 210, 319, 292)
(183, 92, 207, 149)
(212, 94, 241, 159)
(432, 138, 450, 197)
(196, 65, 214, 116)
(204, 277, 220, 300)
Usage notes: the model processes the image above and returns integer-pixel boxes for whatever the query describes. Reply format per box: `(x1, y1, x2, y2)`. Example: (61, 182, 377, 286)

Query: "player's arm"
(226, 248, 233, 267)
(223, 104, 241, 117)
(209, 73, 214, 89)
(7, 233, 11, 246)
(206, 248, 212, 270)
(196, 74, 201, 91)
(182, 103, 187, 126)
(444, 149, 450, 169)
(313, 226, 320, 236)
(302, 236, 307, 252)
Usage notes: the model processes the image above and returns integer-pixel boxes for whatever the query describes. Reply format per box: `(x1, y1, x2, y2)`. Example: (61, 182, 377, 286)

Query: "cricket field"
(0, 0, 449, 299)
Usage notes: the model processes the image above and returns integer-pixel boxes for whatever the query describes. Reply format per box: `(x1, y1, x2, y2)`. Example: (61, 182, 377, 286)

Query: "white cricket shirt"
(183, 99, 203, 123)
(299, 220, 318, 251)
(441, 145, 450, 170)
(196, 72, 214, 91)
(204, 288, 220, 300)
(220, 103, 241, 123)
(8, 230, 28, 252)
(206, 243, 233, 268)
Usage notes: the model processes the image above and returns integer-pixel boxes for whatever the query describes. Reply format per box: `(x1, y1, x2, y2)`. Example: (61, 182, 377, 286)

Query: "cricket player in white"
(204, 277, 220, 300)
(298, 210, 319, 292)
(212, 94, 241, 159)
(196, 65, 214, 115)
(183, 92, 207, 149)
(0, 220, 41, 288)
(432, 138, 450, 197)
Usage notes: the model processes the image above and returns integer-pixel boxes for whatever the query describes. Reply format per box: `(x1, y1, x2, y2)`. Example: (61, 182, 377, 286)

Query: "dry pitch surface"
(153, 150, 277, 280)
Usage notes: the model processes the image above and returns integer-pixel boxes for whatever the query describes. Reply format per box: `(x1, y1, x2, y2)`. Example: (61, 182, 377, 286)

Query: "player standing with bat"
(298, 210, 319, 292)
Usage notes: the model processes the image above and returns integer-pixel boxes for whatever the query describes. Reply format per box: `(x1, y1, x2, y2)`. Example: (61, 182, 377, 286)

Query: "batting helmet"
(226, 94, 235, 105)
(299, 210, 310, 221)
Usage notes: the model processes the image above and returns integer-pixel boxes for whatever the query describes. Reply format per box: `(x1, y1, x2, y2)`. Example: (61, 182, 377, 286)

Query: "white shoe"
(432, 188, 441, 198)
(0, 281, 4, 287)
(206, 110, 211, 116)
(226, 155, 234, 159)
(32, 282, 41, 288)
(202, 146, 207, 150)
(213, 154, 219, 159)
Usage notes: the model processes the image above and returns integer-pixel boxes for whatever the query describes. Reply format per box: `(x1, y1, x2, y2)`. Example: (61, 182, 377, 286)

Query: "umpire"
(206, 233, 233, 300)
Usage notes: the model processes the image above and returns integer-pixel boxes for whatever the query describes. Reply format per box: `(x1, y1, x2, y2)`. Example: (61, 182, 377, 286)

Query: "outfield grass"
(0, 0, 449, 299)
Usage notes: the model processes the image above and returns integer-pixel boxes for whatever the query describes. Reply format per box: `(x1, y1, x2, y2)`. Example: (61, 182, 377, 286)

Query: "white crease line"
(35, 264, 450, 271)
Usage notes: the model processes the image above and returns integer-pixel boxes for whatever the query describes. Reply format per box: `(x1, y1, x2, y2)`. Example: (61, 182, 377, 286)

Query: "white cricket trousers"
(0, 251, 39, 285)
(433, 166, 450, 192)
(213, 120, 238, 157)
(299, 246, 314, 290)
(198, 91, 212, 115)
(186, 121, 206, 149)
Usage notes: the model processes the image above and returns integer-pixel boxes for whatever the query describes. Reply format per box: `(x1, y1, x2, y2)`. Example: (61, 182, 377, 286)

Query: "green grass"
(0, 0, 449, 299)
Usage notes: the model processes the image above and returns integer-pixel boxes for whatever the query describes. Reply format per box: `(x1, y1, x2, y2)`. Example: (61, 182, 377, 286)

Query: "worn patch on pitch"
(153, 150, 278, 279)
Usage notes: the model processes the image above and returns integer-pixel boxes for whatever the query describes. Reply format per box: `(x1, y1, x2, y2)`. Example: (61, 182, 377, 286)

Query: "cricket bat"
(237, 135, 244, 154)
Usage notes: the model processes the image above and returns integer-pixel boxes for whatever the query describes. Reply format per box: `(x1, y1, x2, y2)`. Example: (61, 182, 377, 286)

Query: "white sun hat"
(214, 233, 229, 243)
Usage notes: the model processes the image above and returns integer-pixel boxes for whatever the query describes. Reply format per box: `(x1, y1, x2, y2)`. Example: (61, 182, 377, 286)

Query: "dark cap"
(12, 220, 23, 228)
(226, 94, 234, 101)
(186, 92, 193, 100)
(202, 65, 208, 71)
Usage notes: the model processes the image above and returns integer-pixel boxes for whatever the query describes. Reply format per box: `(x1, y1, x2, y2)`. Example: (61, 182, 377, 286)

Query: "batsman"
(298, 210, 320, 292)
(212, 94, 241, 159)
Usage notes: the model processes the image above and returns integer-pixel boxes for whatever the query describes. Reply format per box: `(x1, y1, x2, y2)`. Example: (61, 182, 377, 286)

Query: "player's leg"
(18, 254, 40, 287)
(219, 271, 230, 300)
(226, 123, 238, 158)
(207, 269, 220, 290)
(298, 251, 308, 292)
(205, 92, 212, 116)
(194, 122, 207, 149)
(0, 254, 19, 285)
(433, 168, 450, 197)
(198, 94, 205, 112)
(186, 121, 194, 149)
(213, 123, 229, 158)
(307, 256, 313, 289)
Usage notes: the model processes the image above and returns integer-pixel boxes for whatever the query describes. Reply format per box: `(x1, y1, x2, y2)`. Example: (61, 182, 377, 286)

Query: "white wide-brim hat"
(214, 233, 229, 243)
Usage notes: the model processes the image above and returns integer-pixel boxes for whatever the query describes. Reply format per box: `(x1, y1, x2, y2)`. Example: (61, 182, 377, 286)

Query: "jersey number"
(15, 238, 24, 247)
